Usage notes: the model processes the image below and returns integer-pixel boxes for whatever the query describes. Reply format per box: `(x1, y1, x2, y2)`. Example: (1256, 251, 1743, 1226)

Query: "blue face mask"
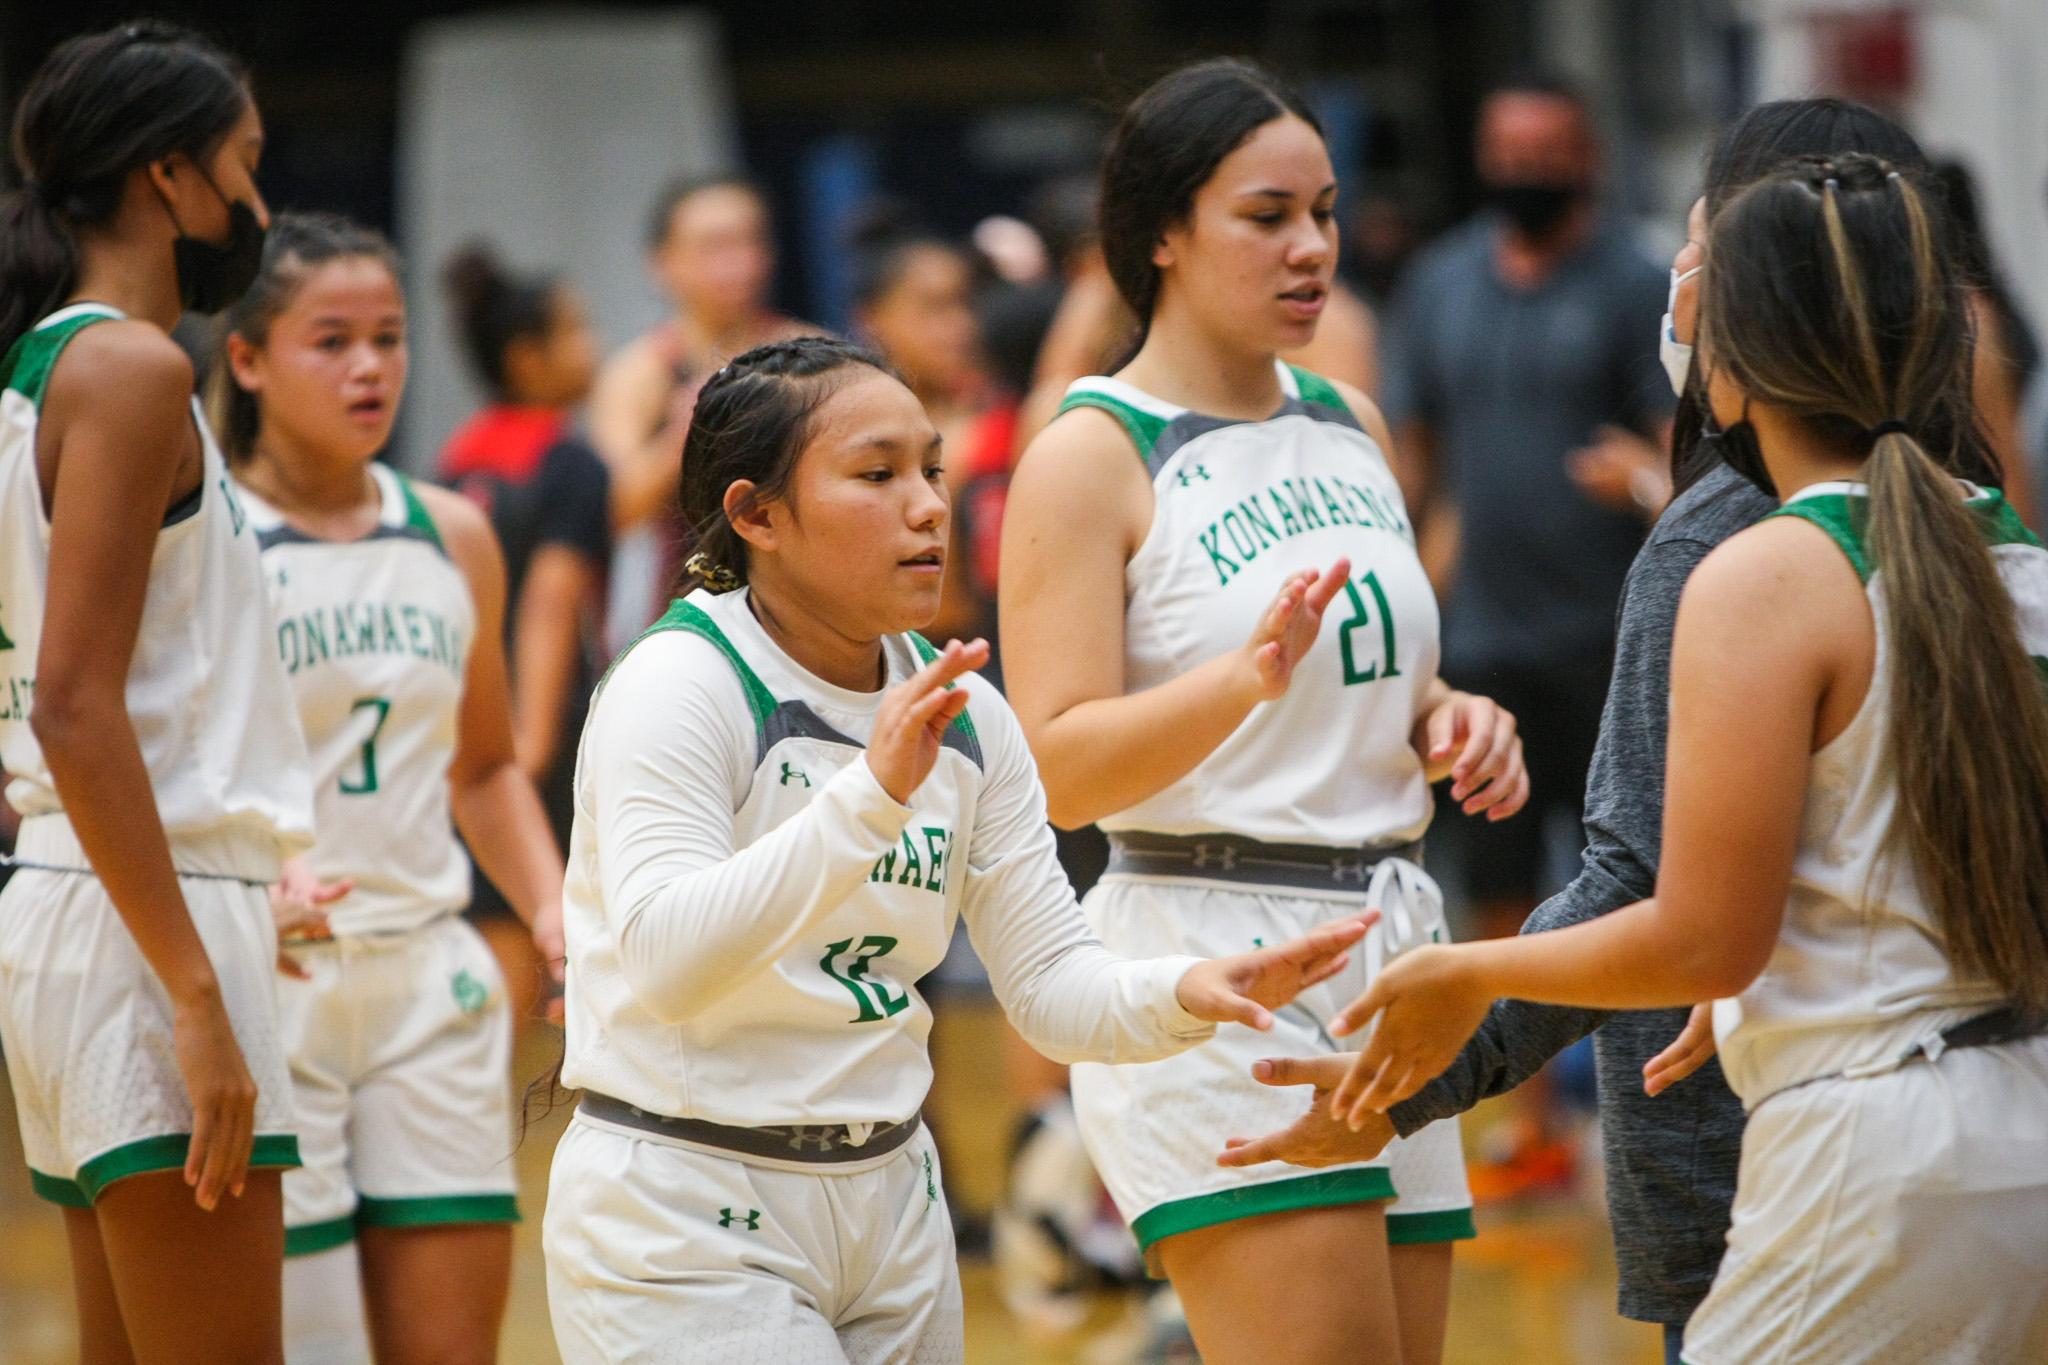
(1660, 264, 1701, 397)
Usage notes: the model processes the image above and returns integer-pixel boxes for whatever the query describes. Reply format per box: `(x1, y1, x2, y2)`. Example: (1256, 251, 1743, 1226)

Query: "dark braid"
(676, 335, 892, 592)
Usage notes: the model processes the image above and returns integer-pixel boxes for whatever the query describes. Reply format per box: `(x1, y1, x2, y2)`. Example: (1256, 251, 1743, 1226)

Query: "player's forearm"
(451, 760, 562, 927)
(610, 760, 910, 1023)
(31, 688, 219, 1005)
(1460, 897, 1756, 1010)
(1029, 651, 1261, 828)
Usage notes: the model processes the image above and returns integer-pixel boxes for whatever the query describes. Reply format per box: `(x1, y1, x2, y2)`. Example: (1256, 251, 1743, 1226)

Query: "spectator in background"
(1936, 160, 2040, 527)
(851, 209, 995, 648)
(1380, 72, 1671, 1184)
(439, 244, 609, 1015)
(1347, 192, 1420, 311)
(589, 177, 815, 653)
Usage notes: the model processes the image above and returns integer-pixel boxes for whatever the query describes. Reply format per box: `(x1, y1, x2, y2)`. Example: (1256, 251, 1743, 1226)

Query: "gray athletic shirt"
(1387, 463, 1774, 1325)
(1381, 213, 1674, 676)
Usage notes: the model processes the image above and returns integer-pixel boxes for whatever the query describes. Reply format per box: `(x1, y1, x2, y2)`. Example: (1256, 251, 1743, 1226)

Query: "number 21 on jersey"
(1338, 571, 1400, 685)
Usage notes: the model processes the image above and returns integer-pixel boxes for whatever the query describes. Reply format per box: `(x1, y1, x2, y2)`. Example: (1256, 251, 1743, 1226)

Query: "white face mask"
(1661, 264, 1702, 396)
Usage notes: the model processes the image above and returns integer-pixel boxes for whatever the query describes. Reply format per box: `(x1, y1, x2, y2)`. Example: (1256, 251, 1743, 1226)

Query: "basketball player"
(1326, 156, 2048, 1364)
(0, 24, 313, 1361)
(212, 212, 565, 1365)
(999, 59, 1527, 1365)
(541, 335, 1375, 1364)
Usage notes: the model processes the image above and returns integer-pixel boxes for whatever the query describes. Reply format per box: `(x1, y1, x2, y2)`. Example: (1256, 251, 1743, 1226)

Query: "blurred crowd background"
(4, 2, 2048, 1362)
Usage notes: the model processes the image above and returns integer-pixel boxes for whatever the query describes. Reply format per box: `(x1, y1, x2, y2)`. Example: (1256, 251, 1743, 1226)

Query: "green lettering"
(1267, 488, 1302, 535)
(401, 605, 430, 657)
(894, 830, 923, 887)
(380, 605, 403, 654)
(1236, 497, 1279, 549)
(1221, 510, 1259, 561)
(1312, 478, 1353, 526)
(354, 606, 376, 654)
(302, 611, 330, 666)
(1284, 479, 1326, 529)
(922, 827, 949, 895)
(1197, 525, 1239, 586)
(1338, 571, 1402, 685)
(820, 935, 912, 1022)
(338, 696, 392, 795)
(278, 620, 300, 674)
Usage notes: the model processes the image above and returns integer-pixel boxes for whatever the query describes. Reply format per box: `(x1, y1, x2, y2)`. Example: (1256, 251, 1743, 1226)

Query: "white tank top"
(0, 304, 312, 877)
(1058, 362, 1439, 848)
(1713, 480, 2046, 1107)
(241, 464, 476, 934)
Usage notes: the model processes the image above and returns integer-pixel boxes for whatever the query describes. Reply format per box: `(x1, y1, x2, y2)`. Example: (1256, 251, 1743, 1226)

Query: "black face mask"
(1701, 404, 1776, 499)
(173, 196, 266, 314)
(1490, 182, 1580, 240)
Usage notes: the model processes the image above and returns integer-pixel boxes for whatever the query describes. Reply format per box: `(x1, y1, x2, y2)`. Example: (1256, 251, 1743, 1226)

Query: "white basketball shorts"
(1069, 874, 1473, 1265)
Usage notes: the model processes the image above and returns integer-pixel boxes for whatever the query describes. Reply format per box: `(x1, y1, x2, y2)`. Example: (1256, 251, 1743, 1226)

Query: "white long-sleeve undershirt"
(559, 600, 1212, 1125)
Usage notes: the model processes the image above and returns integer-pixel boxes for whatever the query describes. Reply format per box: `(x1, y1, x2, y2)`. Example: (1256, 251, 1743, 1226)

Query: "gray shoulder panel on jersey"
(756, 697, 983, 770)
(255, 522, 445, 554)
(1147, 398, 1367, 478)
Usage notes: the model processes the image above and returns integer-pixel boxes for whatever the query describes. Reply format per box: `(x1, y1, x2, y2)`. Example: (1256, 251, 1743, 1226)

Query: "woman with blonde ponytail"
(1273, 152, 2048, 1363)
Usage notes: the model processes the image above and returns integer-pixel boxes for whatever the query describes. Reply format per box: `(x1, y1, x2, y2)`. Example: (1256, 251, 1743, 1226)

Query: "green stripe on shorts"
(1386, 1206, 1477, 1244)
(1129, 1166, 1398, 1252)
(285, 1215, 358, 1257)
(355, 1193, 521, 1228)
(30, 1133, 301, 1208)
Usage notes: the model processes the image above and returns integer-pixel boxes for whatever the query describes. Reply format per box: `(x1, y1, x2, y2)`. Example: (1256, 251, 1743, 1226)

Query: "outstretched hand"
(1239, 559, 1352, 701)
(1175, 912, 1377, 1032)
(1644, 1002, 1717, 1096)
(1325, 944, 1495, 1128)
(1416, 690, 1528, 821)
(866, 638, 991, 805)
(1218, 1054, 1397, 1169)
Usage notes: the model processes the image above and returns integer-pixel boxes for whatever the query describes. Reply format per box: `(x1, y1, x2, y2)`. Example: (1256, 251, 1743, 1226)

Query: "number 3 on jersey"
(339, 696, 392, 795)
(1338, 571, 1400, 685)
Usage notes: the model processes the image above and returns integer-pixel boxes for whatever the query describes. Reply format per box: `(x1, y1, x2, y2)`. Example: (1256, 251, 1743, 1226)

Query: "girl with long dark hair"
(1000, 58, 1528, 1364)
(212, 212, 565, 1365)
(1328, 155, 2048, 1363)
(0, 22, 314, 1360)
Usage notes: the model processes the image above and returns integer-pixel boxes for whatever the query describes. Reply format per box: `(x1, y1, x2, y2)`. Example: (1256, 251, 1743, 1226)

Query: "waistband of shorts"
(10, 813, 283, 886)
(1105, 830, 1423, 893)
(577, 1092, 922, 1166)
(1749, 1005, 2048, 1109)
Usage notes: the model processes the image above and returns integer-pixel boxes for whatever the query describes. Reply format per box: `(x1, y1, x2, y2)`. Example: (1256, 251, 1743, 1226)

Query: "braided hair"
(676, 335, 892, 592)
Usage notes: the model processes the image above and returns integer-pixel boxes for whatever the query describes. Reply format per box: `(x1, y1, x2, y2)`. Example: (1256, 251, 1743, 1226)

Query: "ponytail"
(2, 23, 249, 357)
(1703, 154, 2048, 1009)
(1865, 430, 2048, 1009)
(0, 184, 81, 359)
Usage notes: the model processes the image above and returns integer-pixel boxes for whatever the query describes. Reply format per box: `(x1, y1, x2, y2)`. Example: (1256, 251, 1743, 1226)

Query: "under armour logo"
(1331, 855, 1367, 884)
(718, 1207, 761, 1230)
(1176, 465, 1213, 487)
(922, 1150, 938, 1203)
(1191, 842, 1237, 870)
(782, 1127, 838, 1153)
(780, 763, 810, 787)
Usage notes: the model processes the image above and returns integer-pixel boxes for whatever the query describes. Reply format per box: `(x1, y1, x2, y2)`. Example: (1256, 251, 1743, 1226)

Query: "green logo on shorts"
(780, 763, 810, 787)
(719, 1207, 762, 1231)
(451, 969, 488, 1013)
(922, 1151, 938, 1204)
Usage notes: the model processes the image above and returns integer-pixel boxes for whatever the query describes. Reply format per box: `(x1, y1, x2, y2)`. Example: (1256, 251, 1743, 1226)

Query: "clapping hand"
(1218, 1054, 1397, 1169)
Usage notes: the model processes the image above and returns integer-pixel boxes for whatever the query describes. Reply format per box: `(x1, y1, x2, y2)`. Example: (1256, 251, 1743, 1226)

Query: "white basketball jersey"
(0, 304, 312, 875)
(242, 464, 475, 934)
(1059, 362, 1439, 848)
(1713, 481, 2047, 1107)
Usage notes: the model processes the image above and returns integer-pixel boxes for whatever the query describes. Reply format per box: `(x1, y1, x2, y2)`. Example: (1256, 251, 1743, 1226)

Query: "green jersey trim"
(908, 632, 980, 746)
(603, 597, 779, 732)
(393, 470, 446, 552)
(1128, 1165, 1397, 1253)
(1768, 483, 2042, 586)
(1056, 386, 1172, 461)
(1, 304, 125, 411)
(1285, 364, 1353, 418)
